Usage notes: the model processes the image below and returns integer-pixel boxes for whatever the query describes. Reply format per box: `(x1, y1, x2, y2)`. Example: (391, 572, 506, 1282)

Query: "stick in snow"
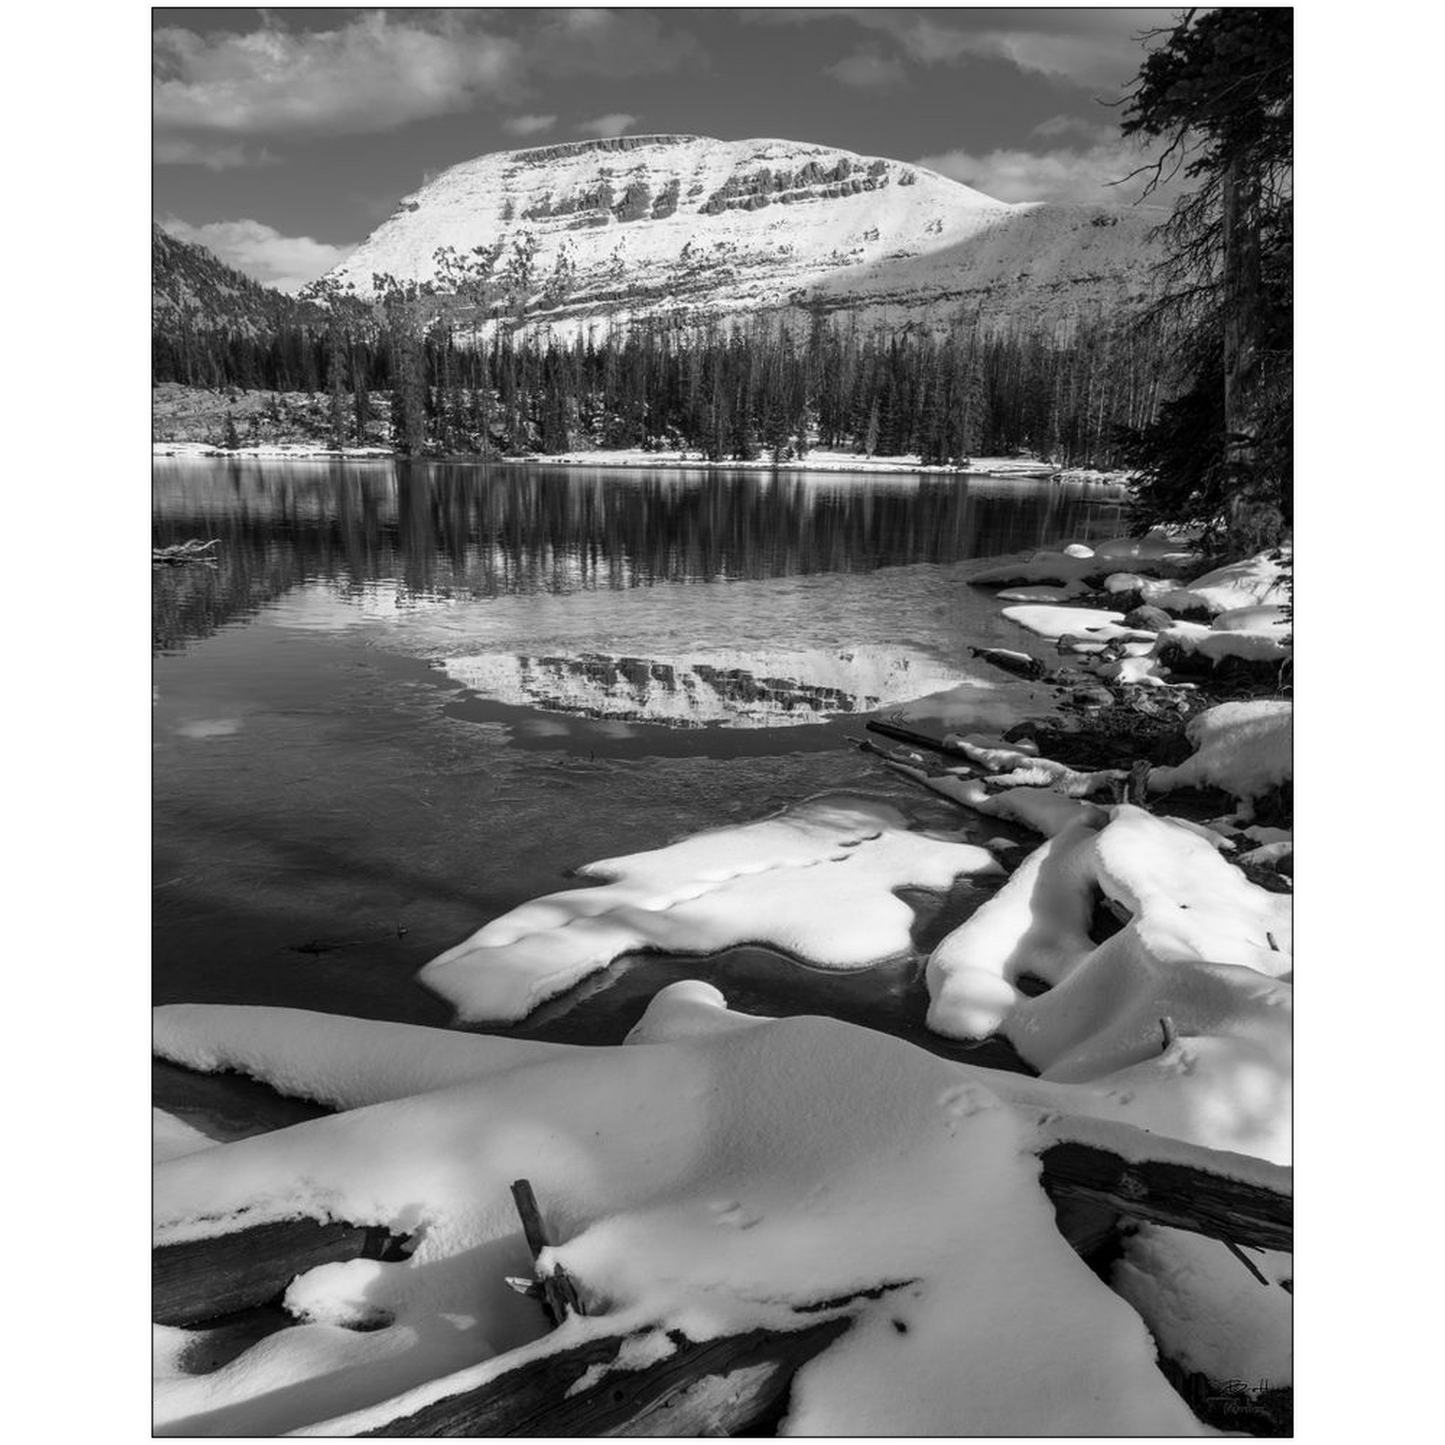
(510, 1178, 585, 1327)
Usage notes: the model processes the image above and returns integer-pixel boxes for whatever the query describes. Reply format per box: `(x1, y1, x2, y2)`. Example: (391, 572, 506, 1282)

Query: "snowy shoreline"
(150, 439, 1130, 485)
(152, 525, 1291, 1436)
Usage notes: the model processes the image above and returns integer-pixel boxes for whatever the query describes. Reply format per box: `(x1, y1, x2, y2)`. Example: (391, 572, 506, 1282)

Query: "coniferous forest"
(153, 306, 1178, 468)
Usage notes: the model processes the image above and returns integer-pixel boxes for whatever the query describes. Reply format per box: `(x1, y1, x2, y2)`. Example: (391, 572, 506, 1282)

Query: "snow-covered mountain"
(327, 135, 1161, 335)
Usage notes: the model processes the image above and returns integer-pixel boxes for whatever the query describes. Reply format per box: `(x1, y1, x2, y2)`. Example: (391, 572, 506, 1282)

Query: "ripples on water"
(152, 460, 1128, 1053)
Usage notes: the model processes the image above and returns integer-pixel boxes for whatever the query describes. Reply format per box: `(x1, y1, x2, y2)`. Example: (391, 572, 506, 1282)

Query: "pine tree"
(1120, 7, 1292, 545)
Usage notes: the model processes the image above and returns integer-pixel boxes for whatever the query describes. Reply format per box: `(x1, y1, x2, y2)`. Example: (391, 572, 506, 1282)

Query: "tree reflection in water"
(152, 460, 1128, 653)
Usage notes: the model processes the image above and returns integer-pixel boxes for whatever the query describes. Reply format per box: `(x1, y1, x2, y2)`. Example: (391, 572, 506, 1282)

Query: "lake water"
(153, 460, 1128, 1062)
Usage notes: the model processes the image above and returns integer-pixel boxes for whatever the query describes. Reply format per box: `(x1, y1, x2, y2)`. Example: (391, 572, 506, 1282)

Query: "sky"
(154, 6, 1185, 291)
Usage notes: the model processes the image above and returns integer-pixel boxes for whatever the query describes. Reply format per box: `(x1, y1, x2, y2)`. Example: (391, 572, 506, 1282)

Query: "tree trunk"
(1222, 154, 1262, 496)
(1037, 1137, 1291, 1253)
(154, 1218, 415, 1327)
(354, 1318, 853, 1437)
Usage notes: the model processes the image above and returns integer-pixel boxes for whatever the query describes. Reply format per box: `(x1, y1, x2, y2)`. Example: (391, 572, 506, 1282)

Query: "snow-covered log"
(344, 1317, 854, 1437)
(1038, 1140, 1290, 1253)
(154, 1217, 415, 1327)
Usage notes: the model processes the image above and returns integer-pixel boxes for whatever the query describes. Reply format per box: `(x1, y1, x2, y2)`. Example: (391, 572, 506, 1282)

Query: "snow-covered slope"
(327, 135, 1159, 335)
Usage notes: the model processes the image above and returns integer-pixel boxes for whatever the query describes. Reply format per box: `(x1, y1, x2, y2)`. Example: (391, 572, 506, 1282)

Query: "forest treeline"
(152, 307, 1178, 467)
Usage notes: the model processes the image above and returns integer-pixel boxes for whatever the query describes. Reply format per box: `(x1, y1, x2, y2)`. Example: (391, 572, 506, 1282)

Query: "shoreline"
(151, 439, 1132, 486)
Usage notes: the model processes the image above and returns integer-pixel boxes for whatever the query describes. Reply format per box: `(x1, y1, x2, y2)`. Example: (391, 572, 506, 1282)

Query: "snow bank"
(1149, 701, 1293, 814)
(153, 999, 1203, 1437)
(1152, 550, 1292, 617)
(1114, 1225, 1292, 1386)
(925, 807, 1292, 1162)
(153, 1004, 573, 1108)
(1212, 603, 1292, 636)
(153, 1108, 217, 1164)
(970, 550, 1100, 587)
(520, 448, 1091, 478)
(152, 441, 392, 461)
(1092, 533, 1199, 564)
(421, 794, 1001, 1023)
(1156, 620, 1291, 667)
(999, 604, 1153, 646)
(969, 531, 1197, 588)
(996, 581, 1089, 602)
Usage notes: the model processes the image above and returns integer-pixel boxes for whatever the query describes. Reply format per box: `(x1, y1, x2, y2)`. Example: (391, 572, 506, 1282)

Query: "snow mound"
(153, 1002, 1204, 1437)
(1149, 701, 1293, 814)
(999, 604, 1152, 645)
(421, 794, 1001, 1022)
(925, 806, 1291, 1161)
(1153, 550, 1292, 617)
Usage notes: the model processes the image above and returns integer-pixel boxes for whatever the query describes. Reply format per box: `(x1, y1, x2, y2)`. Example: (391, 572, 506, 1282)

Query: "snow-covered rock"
(1149, 701, 1293, 815)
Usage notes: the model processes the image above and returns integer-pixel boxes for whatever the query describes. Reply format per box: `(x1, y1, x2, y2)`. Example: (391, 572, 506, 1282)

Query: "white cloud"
(1032, 114, 1105, 141)
(578, 112, 640, 139)
(153, 138, 277, 170)
(754, 8, 1180, 93)
(503, 113, 557, 137)
(152, 11, 704, 142)
(825, 49, 906, 90)
(916, 137, 1180, 206)
(152, 13, 522, 137)
(534, 10, 704, 78)
(159, 217, 356, 294)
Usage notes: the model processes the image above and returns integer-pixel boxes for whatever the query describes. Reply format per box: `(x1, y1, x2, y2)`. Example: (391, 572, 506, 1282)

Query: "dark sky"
(154, 6, 1182, 290)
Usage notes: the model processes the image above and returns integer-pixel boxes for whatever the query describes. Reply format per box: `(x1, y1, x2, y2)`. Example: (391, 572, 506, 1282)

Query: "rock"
(968, 646, 1047, 681)
(1072, 687, 1114, 708)
(1123, 604, 1174, 632)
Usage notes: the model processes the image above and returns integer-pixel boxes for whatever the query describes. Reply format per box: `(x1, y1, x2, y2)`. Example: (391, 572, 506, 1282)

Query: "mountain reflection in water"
(438, 646, 966, 727)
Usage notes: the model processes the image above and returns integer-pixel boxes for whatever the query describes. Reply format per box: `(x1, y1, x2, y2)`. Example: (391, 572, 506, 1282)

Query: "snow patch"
(421, 794, 1001, 1022)
(1149, 701, 1293, 815)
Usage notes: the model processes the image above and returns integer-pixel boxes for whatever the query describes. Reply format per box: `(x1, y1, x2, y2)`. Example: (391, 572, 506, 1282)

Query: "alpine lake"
(153, 459, 1130, 1069)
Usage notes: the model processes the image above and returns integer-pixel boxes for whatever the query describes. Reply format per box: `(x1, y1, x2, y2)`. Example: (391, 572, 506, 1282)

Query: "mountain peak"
(326, 134, 1157, 334)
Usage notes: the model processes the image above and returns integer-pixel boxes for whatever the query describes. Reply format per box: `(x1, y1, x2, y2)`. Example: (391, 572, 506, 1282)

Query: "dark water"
(153, 460, 1128, 1060)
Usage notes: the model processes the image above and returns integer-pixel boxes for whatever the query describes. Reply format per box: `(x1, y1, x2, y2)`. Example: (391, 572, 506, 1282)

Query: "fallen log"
(864, 718, 964, 756)
(153, 538, 220, 566)
(852, 735, 962, 776)
(356, 1317, 854, 1437)
(154, 1217, 415, 1327)
(1037, 1139, 1291, 1253)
